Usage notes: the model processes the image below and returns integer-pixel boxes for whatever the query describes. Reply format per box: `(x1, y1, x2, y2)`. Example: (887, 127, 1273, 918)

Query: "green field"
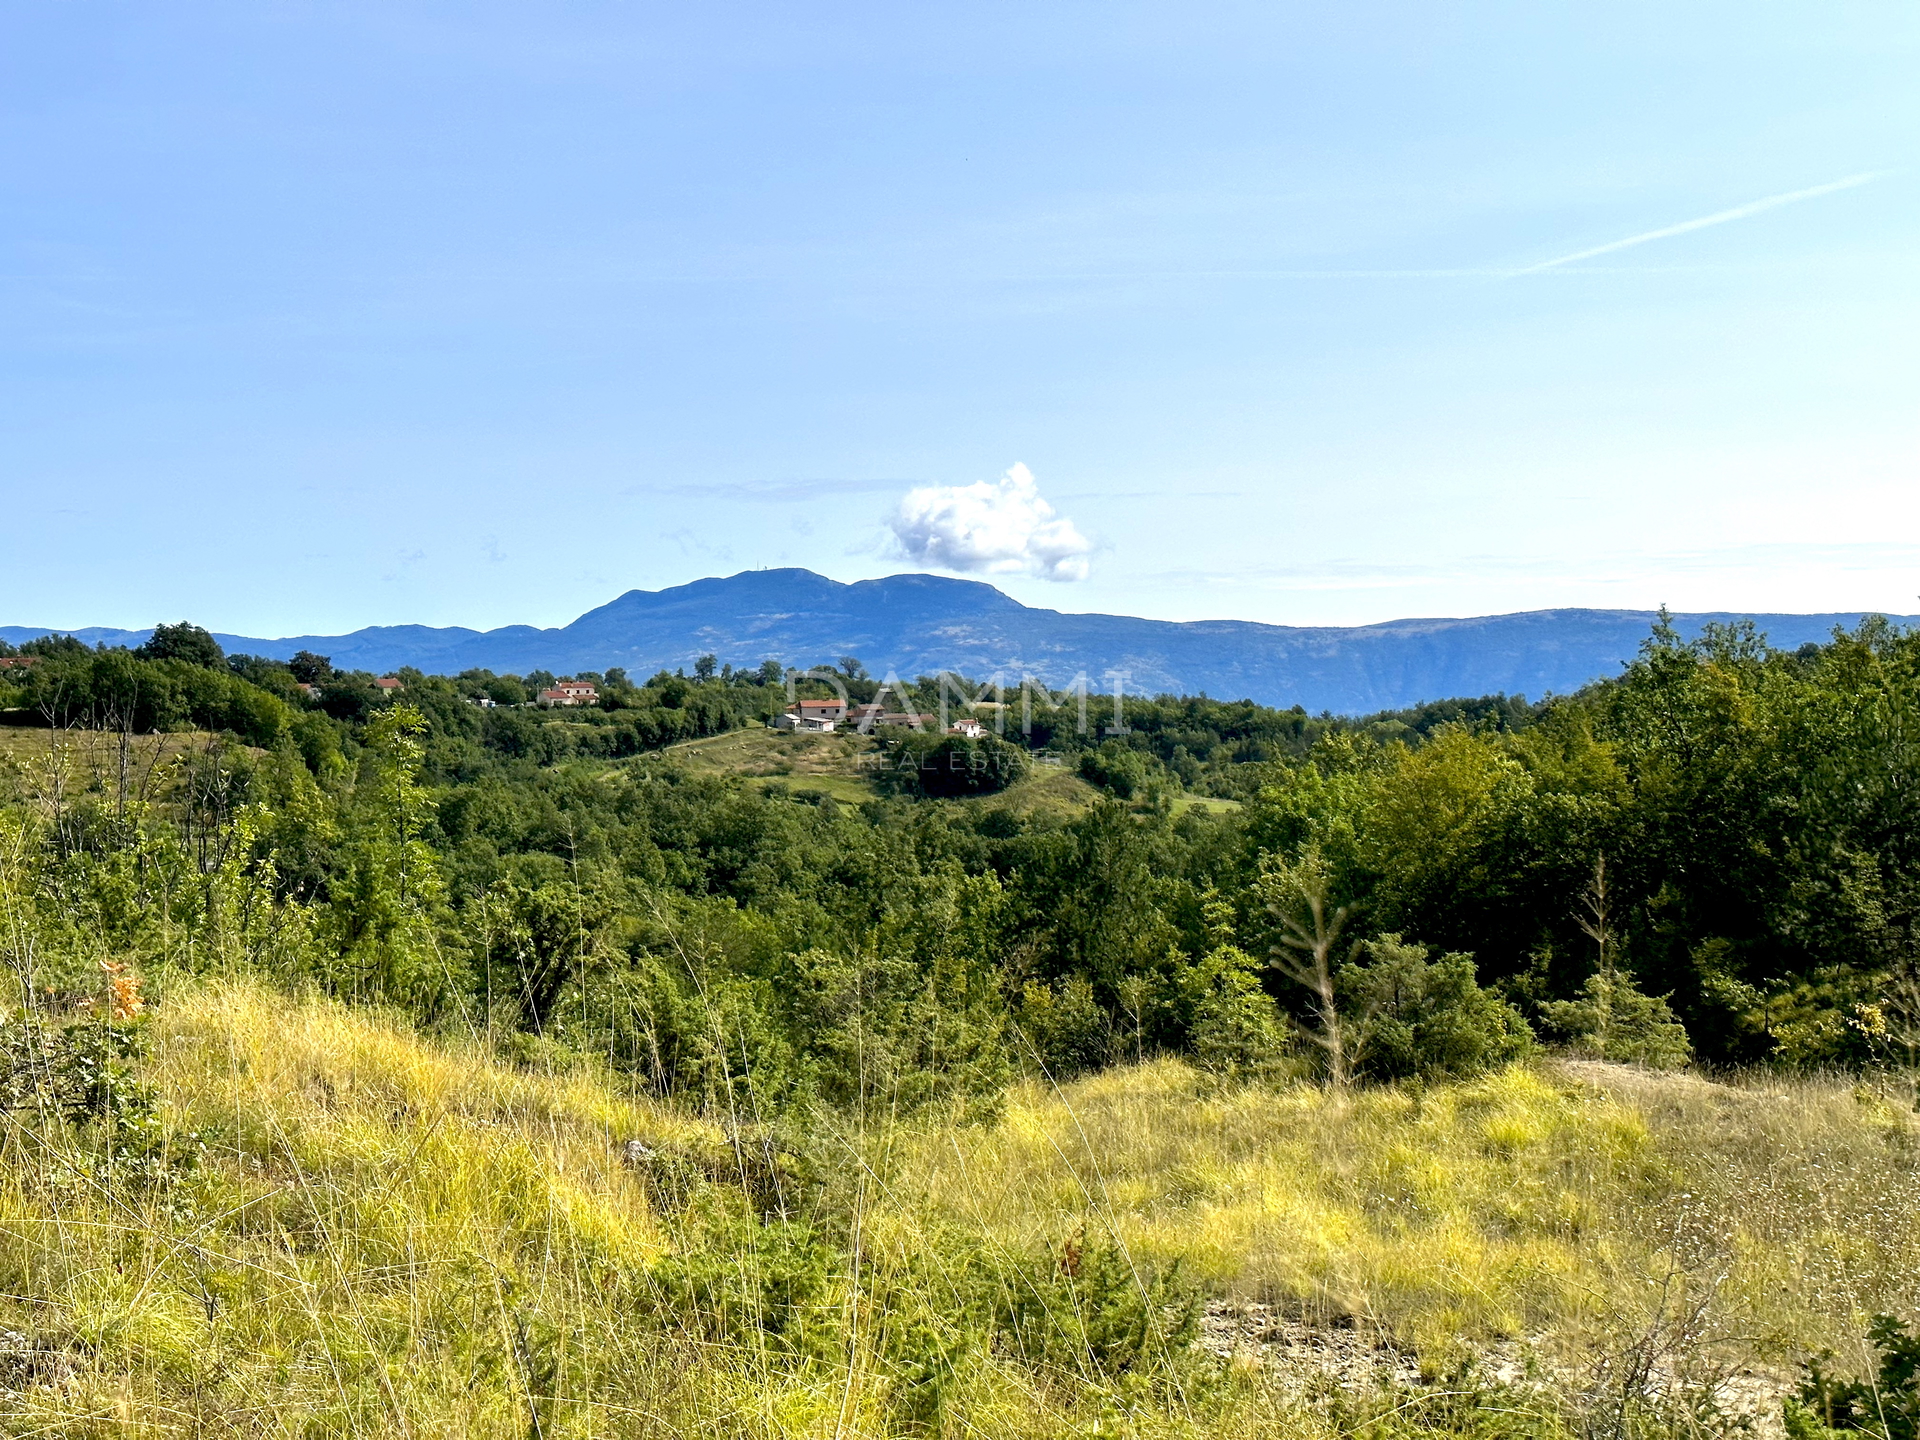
(0, 724, 244, 807)
(1170, 792, 1242, 816)
(656, 725, 887, 803)
(656, 724, 1123, 816)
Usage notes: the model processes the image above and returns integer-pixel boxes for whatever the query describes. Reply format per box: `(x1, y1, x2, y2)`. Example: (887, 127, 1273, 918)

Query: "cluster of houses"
(773, 697, 987, 738)
(287, 673, 602, 709)
(462, 679, 598, 708)
(295, 674, 409, 700)
(466, 679, 600, 708)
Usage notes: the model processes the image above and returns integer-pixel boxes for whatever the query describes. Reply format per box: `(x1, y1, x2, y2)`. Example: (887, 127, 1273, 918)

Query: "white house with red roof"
(539, 680, 599, 707)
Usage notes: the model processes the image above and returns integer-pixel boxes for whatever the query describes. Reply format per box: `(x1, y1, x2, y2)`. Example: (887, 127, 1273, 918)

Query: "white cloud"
(888, 463, 1094, 582)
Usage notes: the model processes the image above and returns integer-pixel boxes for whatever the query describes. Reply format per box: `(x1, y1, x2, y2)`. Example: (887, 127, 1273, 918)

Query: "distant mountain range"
(6, 569, 1912, 713)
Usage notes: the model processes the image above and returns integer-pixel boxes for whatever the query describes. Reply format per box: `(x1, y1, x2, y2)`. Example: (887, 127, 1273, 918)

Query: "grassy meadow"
(3, 980, 1914, 1437)
(660, 726, 887, 805)
(0, 724, 236, 807)
(659, 725, 1112, 817)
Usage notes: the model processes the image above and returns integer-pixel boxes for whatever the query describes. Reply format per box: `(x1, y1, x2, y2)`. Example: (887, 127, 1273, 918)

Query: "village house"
(771, 710, 835, 732)
(771, 697, 848, 732)
(948, 717, 988, 739)
(373, 676, 405, 693)
(539, 680, 598, 707)
(849, 700, 934, 732)
(0, 656, 39, 671)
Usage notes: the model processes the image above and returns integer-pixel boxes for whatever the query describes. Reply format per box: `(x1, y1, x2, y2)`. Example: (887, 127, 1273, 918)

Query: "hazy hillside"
(6, 568, 1913, 711)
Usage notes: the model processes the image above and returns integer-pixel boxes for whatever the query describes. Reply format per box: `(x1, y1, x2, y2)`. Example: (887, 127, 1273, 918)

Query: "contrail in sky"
(1512, 171, 1884, 274)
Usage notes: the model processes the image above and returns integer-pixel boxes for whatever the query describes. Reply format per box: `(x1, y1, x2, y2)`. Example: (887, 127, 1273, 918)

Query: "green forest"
(0, 616, 1916, 1437)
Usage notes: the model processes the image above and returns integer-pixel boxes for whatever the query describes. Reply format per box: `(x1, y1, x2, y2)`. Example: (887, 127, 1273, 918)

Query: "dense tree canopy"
(3, 612, 1916, 1106)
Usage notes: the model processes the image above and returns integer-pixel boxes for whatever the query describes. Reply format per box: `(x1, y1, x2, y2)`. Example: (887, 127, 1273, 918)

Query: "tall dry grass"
(0, 985, 816, 1437)
(881, 1058, 1920, 1374)
(1, 983, 1914, 1437)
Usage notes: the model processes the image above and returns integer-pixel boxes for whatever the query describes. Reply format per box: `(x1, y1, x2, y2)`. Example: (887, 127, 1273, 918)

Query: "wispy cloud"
(1020, 173, 1889, 282)
(1511, 172, 1885, 274)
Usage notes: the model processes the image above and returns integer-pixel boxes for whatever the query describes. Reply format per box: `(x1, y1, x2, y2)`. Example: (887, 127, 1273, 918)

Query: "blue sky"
(2, 2, 1915, 636)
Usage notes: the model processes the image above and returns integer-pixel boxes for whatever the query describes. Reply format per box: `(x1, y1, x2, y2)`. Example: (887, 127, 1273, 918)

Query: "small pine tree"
(1541, 855, 1693, 1068)
(1341, 935, 1535, 1082)
(1539, 972, 1692, 1068)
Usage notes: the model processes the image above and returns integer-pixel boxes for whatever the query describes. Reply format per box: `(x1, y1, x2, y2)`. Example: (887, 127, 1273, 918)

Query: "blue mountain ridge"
(5, 568, 1913, 714)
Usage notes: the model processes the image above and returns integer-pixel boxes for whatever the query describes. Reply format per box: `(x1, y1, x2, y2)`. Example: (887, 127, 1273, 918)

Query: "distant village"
(283, 669, 990, 737)
(291, 675, 602, 708)
(0, 625, 1045, 749)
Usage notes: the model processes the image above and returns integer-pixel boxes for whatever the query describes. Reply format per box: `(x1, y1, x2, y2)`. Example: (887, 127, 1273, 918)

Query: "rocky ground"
(1197, 1301, 1796, 1438)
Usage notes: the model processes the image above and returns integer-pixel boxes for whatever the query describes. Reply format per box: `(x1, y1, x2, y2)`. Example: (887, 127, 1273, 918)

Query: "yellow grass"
(2, 985, 1915, 1435)
(1169, 794, 1242, 816)
(883, 1058, 1920, 1365)
(0, 985, 757, 1437)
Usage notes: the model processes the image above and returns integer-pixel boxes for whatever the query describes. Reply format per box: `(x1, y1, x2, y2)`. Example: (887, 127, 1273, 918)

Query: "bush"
(881, 733, 1029, 798)
(1015, 975, 1112, 1077)
(651, 1219, 840, 1359)
(1342, 935, 1535, 1083)
(1786, 1313, 1920, 1440)
(1538, 970, 1692, 1069)
(997, 1229, 1203, 1393)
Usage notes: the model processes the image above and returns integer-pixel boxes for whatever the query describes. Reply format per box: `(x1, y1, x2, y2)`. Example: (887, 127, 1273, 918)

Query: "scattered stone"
(1198, 1303, 1796, 1439)
(619, 1138, 654, 1167)
(1199, 1302, 1424, 1392)
(0, 1330, 81, 1388)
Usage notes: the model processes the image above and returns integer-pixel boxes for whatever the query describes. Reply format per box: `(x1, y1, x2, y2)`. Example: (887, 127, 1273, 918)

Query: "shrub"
(1342, 935, 1535, 1083)
(1786, 1313, 1920, 1440)
(1015, 974, 1112, 1077)
(997, 1229, 1203, 1394)
(651, 1219, 840, 1360)
(1538, 970, 1692, 1069)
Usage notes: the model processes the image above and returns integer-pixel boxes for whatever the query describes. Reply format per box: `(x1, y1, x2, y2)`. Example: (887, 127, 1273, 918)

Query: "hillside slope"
(7, 568, 1914, 711)
(5, 984, 1913, 1437)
